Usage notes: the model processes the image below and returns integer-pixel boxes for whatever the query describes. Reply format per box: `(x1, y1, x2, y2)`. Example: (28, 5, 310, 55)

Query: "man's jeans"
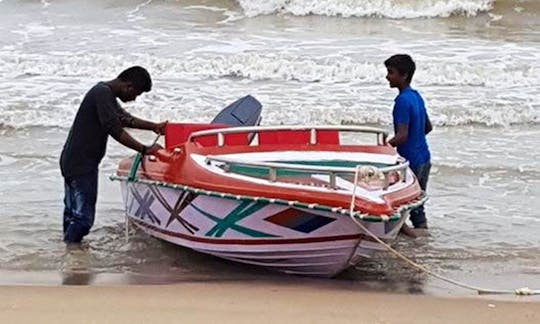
(63, 170, 98, 243)
(409, 162, 431, 228)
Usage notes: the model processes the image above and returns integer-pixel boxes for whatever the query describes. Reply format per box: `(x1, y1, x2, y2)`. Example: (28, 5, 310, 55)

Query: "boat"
(111, 99, 426, 277)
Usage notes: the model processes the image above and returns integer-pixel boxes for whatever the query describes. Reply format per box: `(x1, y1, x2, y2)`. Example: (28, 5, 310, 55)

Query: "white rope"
(349, 165, 540, 296)
(125, 208, 130, 244)
(124, 181, 132, 244)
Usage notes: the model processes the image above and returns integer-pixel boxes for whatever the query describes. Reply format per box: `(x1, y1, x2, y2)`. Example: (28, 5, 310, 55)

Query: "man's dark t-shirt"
(60, 82, 134, 179)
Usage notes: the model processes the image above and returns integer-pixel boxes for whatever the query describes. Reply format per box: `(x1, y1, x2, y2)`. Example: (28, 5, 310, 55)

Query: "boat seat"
(258, 130, 339, 145)
(316, 130, 340, 145)
(165, 123, 249, 148)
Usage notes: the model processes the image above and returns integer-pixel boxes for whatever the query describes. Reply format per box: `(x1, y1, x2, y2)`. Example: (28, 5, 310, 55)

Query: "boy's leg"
(64, 170, 98, 243)
(409, 162, 431, 228)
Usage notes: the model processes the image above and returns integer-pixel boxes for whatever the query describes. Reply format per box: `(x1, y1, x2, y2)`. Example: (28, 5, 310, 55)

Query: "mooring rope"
(349, 165, 539, 296)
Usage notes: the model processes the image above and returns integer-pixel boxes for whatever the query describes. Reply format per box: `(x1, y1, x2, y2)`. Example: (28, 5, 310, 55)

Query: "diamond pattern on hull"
(265, 209, 335, 233)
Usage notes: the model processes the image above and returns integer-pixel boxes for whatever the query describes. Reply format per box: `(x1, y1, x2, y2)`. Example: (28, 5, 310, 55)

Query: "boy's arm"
(425, 115, 433, 135)
(389, 124, 408, 147)
(389, 96, 409, 147)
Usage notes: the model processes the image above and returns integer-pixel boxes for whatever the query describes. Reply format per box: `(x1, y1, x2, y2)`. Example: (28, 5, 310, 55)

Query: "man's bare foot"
(399, 224, 417, 238)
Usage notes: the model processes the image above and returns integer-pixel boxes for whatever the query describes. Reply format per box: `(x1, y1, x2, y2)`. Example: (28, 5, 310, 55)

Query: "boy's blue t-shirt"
(393, 87, 431, 167)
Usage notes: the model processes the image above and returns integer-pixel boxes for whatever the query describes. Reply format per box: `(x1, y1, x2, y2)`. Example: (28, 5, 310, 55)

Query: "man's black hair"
(117, 66, 152, 92)
(384, 54, 416, 83)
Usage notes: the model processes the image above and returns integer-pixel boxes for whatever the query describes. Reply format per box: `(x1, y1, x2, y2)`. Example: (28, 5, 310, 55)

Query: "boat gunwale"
(110, 175, 428, 223)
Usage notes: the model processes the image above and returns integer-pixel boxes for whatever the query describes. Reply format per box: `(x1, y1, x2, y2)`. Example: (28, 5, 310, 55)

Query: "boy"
(60, 66, 166, 243)
(384, 54, 432, 230)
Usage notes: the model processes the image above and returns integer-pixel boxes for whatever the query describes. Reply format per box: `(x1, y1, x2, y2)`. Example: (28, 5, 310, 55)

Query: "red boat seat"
(258, 130, 339, 145)
(316, 130, 340, 145)
(165, 123, 249, 148)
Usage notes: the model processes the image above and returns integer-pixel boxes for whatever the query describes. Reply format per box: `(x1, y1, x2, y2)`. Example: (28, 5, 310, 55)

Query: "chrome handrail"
(205, 155, 408, 190)
(188, 125, 389, 146)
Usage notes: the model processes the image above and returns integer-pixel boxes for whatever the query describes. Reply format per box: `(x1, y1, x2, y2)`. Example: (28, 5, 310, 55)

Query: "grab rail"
(205, 155, 408, 190)
(188, 125, 388, 146)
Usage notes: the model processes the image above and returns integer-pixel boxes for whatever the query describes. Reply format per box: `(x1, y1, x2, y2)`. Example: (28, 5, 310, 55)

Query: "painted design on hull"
(148, 185, 199, 233)
(124, 182, 408, 243)
(265, 209, 335, 233)
(120, 182, 413, 277)
(190, 202, 277, 238)
(127, 182, 344, 240)
(128, 186, 161, 225)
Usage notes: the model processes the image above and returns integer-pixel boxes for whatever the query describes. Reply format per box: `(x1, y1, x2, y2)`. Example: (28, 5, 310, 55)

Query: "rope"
(349, 165, 540, 296)
(125, 205, 130, 243)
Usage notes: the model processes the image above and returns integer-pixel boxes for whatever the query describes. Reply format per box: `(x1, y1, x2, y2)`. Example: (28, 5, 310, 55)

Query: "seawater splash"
(236, 0, 495, 18)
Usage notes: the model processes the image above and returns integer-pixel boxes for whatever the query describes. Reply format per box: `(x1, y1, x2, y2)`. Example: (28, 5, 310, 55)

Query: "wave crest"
(2, 51, 537, 87)
(236, 0, 495, 19)
(1, 50, 538, 129)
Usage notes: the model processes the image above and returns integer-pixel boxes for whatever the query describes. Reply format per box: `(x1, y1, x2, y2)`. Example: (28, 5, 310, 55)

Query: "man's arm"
(118, 109, 166, 134)
(95, 90, 162, 154)
(389, 124, 408, 147)
(110, 129, 161, 155)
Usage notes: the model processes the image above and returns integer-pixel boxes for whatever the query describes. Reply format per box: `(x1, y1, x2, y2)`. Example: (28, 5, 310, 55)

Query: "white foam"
(1, 49, 537, 87)
(127, 0, 154, 22)
(0, 52, 540, 127)
(0, 154, 17, 167)
(184, 5, 228, 12)
(0, 40, 538, 128)
(236, 0, 495, 19)
(40, 0, 51, 9)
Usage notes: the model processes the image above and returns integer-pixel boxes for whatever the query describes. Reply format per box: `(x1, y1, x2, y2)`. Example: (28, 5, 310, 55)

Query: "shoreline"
(1, 268, 539, 300)
(1, 281, 538, 324)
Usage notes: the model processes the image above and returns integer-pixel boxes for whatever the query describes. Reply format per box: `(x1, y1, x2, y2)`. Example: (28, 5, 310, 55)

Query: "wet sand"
(1, 282, 538, 324)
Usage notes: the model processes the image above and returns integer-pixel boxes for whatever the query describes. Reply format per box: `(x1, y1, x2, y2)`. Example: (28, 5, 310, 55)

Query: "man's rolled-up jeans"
(63, 170, 98, 243)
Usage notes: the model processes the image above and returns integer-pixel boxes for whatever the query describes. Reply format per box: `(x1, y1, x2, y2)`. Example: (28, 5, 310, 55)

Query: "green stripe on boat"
(191, 202, 277, 238)
(228, 160, 390, 179)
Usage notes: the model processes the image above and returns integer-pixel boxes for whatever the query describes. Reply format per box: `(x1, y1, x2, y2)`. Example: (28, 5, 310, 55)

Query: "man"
(384, 54, 432, 232)
(60, 66, 165, 244)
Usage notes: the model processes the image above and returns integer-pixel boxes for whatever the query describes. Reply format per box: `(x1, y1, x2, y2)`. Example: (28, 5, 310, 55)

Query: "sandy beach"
(1, 282, 538, 324)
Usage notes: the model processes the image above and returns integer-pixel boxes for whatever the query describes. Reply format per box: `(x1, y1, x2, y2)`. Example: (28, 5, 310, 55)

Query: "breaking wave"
(1, 51, 538, 87)
(0, 50, 538, 129)
(236, 0, 495, 19)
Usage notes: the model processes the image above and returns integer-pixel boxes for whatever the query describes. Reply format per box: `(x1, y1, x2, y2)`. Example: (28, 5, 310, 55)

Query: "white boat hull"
(121, 181, 408, 277)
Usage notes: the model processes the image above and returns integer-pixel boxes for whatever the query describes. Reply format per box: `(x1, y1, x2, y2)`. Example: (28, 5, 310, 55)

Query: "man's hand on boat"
(143, 143, 163, 155)
(153, 121, 167, 135)
(111, 129, 164, 156)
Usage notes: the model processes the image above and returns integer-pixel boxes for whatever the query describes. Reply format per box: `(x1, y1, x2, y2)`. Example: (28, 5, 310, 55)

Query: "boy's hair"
(118, 66, 152, 92)
(384, 54, 416, 83)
